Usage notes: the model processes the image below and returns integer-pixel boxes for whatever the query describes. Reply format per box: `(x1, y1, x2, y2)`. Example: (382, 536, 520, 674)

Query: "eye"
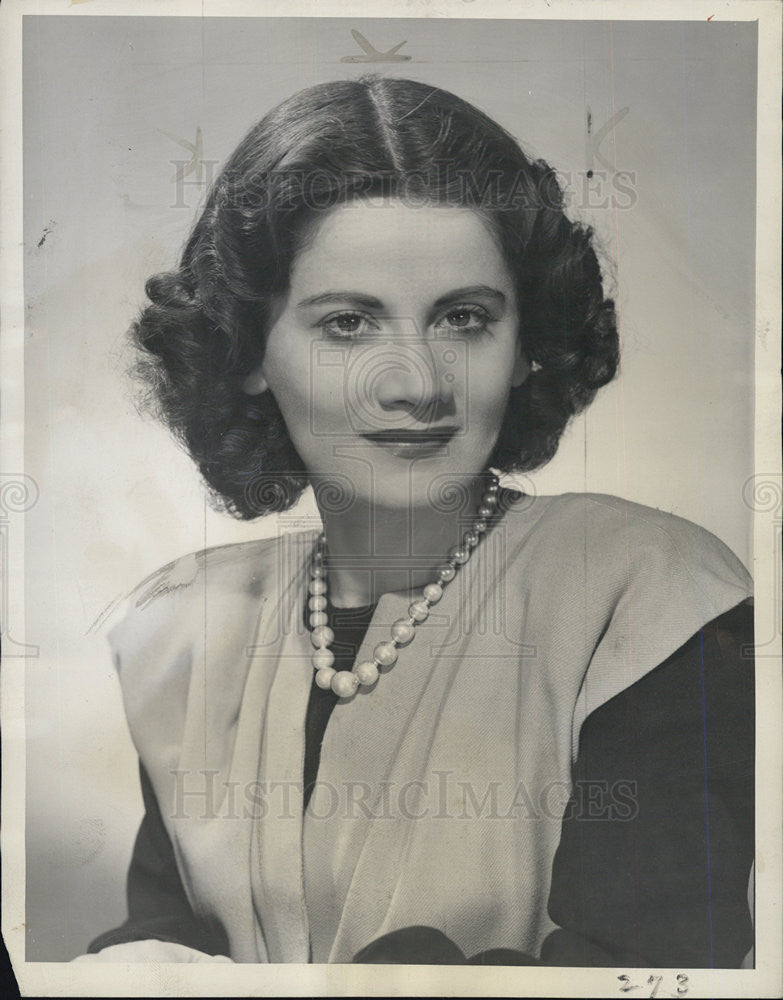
(318, 310, 378, 340)
(435, 305, 492, 336)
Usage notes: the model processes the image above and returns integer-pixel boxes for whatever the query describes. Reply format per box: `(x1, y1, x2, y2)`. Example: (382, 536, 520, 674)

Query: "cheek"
(475, 390, 513, 429)
(268, 364, 345, 447)
(262, 341, 311, 409)
(463, 351, 518, 420)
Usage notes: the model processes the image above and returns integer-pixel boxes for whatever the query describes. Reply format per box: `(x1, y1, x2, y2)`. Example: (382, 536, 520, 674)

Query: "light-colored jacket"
(107, 492, 752, 962)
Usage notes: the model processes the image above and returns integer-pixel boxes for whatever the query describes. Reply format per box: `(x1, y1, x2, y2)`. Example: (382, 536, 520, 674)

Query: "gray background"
(23, 16, 756, 959)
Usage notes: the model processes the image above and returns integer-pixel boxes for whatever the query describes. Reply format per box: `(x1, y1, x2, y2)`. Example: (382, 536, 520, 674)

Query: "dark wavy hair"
(132, 75, 619, 518)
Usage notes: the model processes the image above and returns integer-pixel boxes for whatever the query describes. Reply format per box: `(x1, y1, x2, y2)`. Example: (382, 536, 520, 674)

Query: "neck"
(314, 474, 492, 607)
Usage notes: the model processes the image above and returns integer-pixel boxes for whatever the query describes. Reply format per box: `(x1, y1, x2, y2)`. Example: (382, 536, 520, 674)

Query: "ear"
(511, 342, 532, 388)
(242, 365, 268, 396)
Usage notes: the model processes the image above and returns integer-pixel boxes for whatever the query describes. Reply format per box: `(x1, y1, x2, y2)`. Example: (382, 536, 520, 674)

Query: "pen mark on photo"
(35, 220, 56, 250)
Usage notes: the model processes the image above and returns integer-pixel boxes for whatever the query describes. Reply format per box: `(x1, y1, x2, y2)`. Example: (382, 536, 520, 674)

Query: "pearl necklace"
(308, 474, 501, 700)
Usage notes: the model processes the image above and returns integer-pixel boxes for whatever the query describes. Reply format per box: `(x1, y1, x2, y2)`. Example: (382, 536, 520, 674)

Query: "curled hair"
(131, 75, 619, 517)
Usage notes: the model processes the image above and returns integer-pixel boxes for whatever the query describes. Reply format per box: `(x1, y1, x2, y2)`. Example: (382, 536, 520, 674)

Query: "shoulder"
(102, 532, 316, 757)
(506, 489, 746, 559)
(128, 535, 285, 610)
(503, 490, 752, 613)
(104, 535, 281, 658)
(512, 494, 755, 732)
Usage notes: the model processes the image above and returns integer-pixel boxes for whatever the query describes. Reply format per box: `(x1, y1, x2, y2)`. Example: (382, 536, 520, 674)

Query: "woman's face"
(254, 199, 529, 509)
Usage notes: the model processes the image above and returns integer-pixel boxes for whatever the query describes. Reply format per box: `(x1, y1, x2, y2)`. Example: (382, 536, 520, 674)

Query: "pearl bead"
(355, 660, 380, 685)
(310, 624, 335, 648)
(331, 670, 359, 698)
(408, 600, 430, 623)
(391, 619, 416, 644)
(307, 477, 498, 704)
(315, 666, 336, 689)
(373, 641, 399, 667)
(312, 647, 335, 670)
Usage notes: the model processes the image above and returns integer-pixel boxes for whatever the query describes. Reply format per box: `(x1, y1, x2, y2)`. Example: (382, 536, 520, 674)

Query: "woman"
(78, 76, 754, 967)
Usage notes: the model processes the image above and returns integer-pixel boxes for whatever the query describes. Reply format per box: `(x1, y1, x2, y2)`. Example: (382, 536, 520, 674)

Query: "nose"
(372, 337, 456, 421)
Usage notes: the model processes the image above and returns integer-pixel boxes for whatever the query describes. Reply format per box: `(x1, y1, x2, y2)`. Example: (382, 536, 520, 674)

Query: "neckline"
(306, 484, 526, 609)
(326, 596, 378, 614)
(300, 591, 378, 633)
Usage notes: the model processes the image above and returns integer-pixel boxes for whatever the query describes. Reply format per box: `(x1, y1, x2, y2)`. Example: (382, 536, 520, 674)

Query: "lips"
(360, 427, 458, 458)
(361, 428, 459, 444)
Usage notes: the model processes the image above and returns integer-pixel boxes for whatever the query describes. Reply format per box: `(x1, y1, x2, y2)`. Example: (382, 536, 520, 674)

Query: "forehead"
(290, 200, 512, 297)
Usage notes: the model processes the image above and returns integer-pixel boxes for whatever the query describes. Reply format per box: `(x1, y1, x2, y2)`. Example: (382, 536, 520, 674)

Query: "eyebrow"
(297, 291, 383, 309)
(296, 285, 507, 311)
(432, 285, 506, 311)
